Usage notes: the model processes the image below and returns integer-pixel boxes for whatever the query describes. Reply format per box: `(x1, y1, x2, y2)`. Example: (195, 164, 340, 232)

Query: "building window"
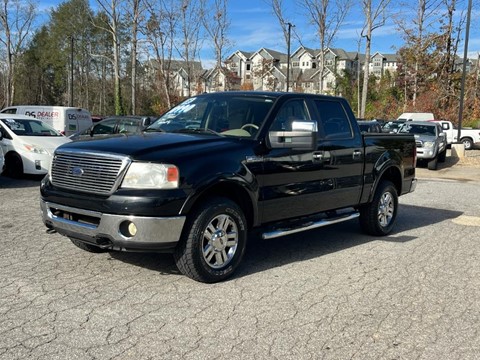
(246, 64, 251, 71)
(293, 62, 299, 67)
(246, 74, 251, 79)
(312, 62, 317, 69)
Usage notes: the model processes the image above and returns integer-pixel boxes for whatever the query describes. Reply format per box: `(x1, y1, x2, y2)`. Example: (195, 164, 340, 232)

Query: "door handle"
(352, 150, 362, 160)
(313, 151, 331, 162)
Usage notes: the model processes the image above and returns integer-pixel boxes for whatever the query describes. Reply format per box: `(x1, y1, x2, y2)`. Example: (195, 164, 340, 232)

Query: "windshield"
(0, 118, 63, 136)
(148, 94, 276, 138)
(399, 123, 436, 136)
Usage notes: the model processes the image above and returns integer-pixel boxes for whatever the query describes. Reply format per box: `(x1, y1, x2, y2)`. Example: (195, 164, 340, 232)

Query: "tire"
(438, 149, 446, 163)
(4, 153, 24, 178)
(359, 180, 398, 236)
(174, 197, 247, 283)
(461, 138, 473, 150)
(70, 238, 107, 253)
(427, 156, 438, 170)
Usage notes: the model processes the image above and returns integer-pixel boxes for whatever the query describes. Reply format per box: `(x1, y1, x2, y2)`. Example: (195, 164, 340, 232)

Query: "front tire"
(4, 153, 23, 178)
(359, 181, 398, 236)
(438, 149, 447, 162)
(427, 156, 438, 170)
(174, 197, 247, 283)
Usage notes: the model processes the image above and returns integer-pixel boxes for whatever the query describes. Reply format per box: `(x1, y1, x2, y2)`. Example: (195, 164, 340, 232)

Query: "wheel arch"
(180, 179, 258, 230)
(367, 164, 402, 203)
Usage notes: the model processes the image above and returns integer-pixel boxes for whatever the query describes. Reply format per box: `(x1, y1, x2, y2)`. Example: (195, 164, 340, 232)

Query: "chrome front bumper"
(41, 200, 186, 251)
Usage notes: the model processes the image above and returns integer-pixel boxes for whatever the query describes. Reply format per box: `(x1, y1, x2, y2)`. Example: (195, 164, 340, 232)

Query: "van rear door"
(65, 109, 92, 135)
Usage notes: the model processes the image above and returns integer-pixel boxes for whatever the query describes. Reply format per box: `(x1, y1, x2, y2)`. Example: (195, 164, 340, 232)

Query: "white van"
(397, 112, 435, 122)
(0, 105, 92, 136)
(0, 114, 71, 177)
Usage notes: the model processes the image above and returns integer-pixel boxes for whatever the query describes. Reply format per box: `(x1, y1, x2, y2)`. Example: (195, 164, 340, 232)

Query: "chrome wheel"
(202, 214, 239, 269)
(378, 191, 394, 227)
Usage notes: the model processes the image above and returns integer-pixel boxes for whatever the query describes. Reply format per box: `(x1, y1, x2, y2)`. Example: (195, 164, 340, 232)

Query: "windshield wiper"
(173, 128, 221, 136)
(144, 127, 165, 133)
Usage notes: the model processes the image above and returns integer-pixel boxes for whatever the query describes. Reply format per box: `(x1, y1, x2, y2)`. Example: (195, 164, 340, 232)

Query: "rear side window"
(314, 100, 353, 139)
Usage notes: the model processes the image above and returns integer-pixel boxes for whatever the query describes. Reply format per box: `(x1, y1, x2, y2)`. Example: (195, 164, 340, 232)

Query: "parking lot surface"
(1, 168, 480, 359)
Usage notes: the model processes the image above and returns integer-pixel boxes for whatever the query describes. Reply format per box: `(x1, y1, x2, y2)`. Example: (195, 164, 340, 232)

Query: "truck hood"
(413, 134, 436, 142)
(54, 132, 251, 160)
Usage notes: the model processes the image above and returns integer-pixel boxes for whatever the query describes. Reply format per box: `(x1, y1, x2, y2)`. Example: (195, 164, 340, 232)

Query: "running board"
(262, 211, 360, 240)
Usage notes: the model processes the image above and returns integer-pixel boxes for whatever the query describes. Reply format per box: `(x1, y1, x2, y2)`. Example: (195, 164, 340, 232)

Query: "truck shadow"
(237, 204, 462, 279)
(108, 204, 462, 280)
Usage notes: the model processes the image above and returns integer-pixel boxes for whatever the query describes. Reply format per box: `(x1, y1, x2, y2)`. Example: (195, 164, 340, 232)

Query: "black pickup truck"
(40, 92, 417, 282)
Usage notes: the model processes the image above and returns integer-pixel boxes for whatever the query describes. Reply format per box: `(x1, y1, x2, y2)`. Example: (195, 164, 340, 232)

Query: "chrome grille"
(51, 150, 131, 195)
(415, 140, 423, 147)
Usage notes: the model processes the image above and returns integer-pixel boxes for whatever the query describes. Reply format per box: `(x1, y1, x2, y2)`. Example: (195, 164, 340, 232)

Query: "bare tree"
(201, 0, 231, 91)
(143, 0, 177, 110)
(125, 0, 147, 114)
(396, 0, 442, 109)
(176, 0, 202, 97)
(0, 0, 35, 106)
(299, 0, 351, 94)
(359, 0, 391, 118)
(93, 0, 125, 115)
(267, 0, 295, 91)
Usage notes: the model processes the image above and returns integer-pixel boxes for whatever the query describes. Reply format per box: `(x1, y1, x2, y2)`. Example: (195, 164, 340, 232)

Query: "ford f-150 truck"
(40, 92, 417, 283)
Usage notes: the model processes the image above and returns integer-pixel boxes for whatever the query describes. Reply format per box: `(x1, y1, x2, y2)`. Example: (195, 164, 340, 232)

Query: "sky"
(39, 0, 480, 68)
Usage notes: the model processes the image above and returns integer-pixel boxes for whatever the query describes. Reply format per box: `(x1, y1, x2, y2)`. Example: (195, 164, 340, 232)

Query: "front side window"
(270, 99, 309, 131)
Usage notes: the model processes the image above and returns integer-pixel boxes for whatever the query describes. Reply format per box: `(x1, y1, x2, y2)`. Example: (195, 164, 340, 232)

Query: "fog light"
(35, 160, 41, 170)
(119, 220, 137, 238)
(128, 222, 137, 236)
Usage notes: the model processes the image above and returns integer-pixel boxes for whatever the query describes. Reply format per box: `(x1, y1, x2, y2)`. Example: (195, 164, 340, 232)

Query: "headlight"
(423, 141, 435, 148)
(121, 163, 179, 189)
(23, 144, 49, 154)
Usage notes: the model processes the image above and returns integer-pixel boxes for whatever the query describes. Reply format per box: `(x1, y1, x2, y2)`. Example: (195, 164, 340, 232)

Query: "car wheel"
(70, 238, 107, 253)
(4, 153, 23, 178)
(438, 149, 447, 162)
(359, 180, 398, 236)
(462, 138, 473, 150)
(174, 197, 247, 283)
(427, 156, 438, 170)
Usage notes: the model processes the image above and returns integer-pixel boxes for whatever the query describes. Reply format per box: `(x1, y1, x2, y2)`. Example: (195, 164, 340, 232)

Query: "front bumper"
(41, 200, 185, 252)
(415, 147, 436, 160)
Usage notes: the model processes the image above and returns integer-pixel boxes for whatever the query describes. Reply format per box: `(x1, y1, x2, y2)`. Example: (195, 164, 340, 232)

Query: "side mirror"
(268, 120, 318, 150)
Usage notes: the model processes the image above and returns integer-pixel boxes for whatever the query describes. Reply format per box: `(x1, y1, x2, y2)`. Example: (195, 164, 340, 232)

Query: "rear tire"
(359, 181, 398, 236)
(70, 238, 107, 253)
(174, 197, 247, 283)
(462, 138, 473, 150)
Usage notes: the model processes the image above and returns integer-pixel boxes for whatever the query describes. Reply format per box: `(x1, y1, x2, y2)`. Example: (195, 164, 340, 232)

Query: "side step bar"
(262, 211, 360, 240)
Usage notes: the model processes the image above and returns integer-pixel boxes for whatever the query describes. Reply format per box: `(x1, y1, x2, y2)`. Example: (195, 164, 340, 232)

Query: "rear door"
(312, 99, 364, 210)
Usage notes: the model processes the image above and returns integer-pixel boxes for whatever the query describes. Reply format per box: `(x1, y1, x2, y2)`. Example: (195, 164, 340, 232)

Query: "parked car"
(0, 114, 71, 178)
(398, 121, 447, 170)
(382, 120, 406, 133)
(41, 91, 417, 283)
(357, 120, 383, 133)
(69, 115, 153, 141)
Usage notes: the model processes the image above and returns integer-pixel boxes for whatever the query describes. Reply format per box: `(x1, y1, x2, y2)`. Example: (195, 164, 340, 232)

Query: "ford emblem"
(71, 167, 84, 177)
